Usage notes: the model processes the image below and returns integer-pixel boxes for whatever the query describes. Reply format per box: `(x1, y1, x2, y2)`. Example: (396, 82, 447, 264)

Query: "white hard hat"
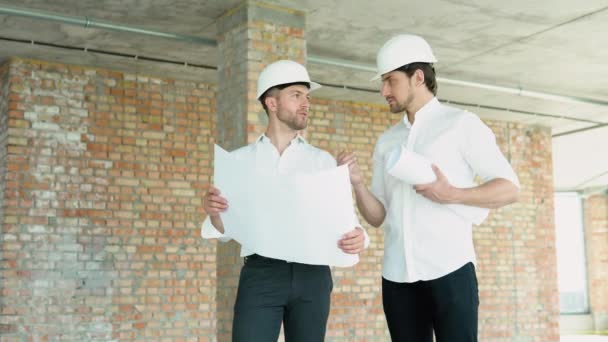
(371, 34, 437, 81)
(256, 60, 321, 100)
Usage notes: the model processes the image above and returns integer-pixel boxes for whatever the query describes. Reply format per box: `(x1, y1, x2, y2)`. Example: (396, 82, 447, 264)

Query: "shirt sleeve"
(370, 142, 388, 208)
(318, 150, 338, 169)
(461, 114, 520, 188)
(351, 213, 371, 249)
(200, 215, 231, 242)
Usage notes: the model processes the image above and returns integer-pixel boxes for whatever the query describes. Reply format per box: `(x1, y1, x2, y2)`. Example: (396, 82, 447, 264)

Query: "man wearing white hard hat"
(338, 35, 520, 341)
(203, 60, 368, 341)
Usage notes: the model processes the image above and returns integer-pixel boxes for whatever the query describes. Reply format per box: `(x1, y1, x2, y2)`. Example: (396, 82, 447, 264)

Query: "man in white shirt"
(338, 35, 520, 341)
(203, 60, 368, 342)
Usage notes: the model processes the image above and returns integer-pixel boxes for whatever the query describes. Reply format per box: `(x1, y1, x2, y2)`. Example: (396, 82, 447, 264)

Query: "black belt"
(244, 254, 287, 263)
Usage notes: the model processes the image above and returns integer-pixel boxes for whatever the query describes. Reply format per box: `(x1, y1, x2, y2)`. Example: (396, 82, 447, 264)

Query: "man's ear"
(415, 69, 425, 87)
(265, 96, 278, 113)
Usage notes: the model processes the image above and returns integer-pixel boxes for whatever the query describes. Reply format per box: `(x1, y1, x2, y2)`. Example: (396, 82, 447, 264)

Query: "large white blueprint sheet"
(213, 145, 359, 267)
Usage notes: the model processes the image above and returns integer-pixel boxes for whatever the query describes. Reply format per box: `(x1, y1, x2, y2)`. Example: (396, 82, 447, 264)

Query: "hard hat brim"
(310, 81, 322, 92)
(257, 81, 322, 100)
(369, 59, 438, 82)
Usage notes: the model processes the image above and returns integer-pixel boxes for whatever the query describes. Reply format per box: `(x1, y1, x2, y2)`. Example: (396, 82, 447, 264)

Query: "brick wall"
(0, 59, 10, 338)
(584, 194, 608, 331)
(0, 58, 217, 341)
(0, 57, 560, 341)
(0, 60, 8, 261)
(477, 122, 559, 341)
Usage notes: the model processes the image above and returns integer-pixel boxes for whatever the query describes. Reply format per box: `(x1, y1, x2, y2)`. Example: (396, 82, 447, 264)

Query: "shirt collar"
(402, 97, 441, 128)
(256, 133, 307, 145)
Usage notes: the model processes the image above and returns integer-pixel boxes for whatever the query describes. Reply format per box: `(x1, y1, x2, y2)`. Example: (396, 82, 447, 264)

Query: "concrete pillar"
(215, 1, 306, 340)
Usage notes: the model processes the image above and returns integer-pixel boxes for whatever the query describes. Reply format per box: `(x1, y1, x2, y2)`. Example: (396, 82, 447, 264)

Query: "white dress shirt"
(371, 98, 519, 283)
(202, 134, 369, 259)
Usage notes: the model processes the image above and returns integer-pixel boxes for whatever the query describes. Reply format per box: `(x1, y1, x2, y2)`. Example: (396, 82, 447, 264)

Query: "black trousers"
(382, 262, 479, 342)
(232, 254, 333, 342)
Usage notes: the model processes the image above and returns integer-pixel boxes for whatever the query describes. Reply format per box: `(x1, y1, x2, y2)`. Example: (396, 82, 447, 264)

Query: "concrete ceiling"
(0, 0, 607, 192)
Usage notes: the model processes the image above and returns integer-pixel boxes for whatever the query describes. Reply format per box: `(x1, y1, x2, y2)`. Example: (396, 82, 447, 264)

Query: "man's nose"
(380, 83, 390, 97)
(301, 97, 310, 109)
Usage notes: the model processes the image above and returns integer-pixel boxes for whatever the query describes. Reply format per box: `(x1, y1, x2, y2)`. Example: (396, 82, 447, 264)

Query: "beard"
(278, 111, 308, 131)
(388, 92, 414, 114)
(389, 102, 404, 113)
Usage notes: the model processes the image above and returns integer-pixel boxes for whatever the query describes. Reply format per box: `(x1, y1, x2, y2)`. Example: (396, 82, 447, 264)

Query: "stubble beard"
(389, 102, 405, 113)
(279, 111, 307, 131)
(389, 92, 414, 114)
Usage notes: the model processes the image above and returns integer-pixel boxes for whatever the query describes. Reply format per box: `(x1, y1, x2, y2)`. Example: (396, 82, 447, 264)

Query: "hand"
(203, 185, 228, 217)
(337, 151, 364, 187)
(338, 227, 365, 254)
(414, 165, 457, 204)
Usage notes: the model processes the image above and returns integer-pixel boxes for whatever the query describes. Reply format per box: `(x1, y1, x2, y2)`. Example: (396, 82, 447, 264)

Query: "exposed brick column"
(0, 61, 8, 240)
(0, 60, 10, 334)
(584, 194, 608, 332)
(215, 1, 306, 340)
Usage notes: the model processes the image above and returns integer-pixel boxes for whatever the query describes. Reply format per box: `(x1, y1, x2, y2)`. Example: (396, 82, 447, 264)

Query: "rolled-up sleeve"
(351, 211, 370, 249)
(370, 144, 387, 208)
(201, 216, 231, 242)
(462, 115, 520, 188)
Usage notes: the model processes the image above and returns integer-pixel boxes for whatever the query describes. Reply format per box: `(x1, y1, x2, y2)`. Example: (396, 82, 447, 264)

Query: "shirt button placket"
(402, 187, 409, 281)
(403, 126, 417, 281)
(404, 188, 416, 281)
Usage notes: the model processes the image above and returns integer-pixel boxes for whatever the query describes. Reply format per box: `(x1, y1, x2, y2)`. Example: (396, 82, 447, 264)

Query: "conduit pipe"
(0, 5, 216, 45)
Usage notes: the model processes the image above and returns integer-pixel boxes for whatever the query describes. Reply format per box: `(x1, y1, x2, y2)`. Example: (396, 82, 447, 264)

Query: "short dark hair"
(259, 82, 310, 113)
(396, 63, 437, 96)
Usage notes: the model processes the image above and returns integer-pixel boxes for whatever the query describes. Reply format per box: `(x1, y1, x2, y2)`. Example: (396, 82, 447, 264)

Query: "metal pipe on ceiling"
(0, 5, 216, 46)
(0, 35, 217, 70)
(307, 55, 608, 107)
(553, 122, 608, 138)
(574, 170, 608, 190)
(2, 4, 608, 109)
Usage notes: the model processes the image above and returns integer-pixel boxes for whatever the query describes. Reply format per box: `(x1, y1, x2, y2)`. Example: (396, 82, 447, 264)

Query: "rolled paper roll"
(386, 144, 436, 184)
(386, 145, 490, 225)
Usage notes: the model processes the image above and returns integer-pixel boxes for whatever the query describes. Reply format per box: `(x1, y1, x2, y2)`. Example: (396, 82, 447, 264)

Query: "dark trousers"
(232, 254, 333, 342)
(382, 262, 479, 342)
